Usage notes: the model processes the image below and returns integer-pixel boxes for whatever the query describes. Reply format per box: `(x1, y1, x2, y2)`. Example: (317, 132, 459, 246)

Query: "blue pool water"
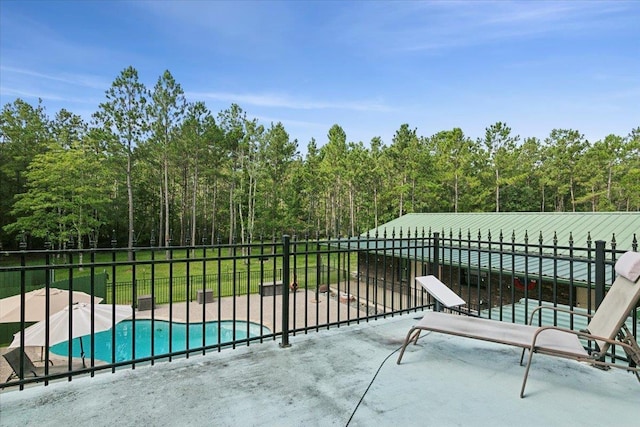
(50, 319, 269, 363)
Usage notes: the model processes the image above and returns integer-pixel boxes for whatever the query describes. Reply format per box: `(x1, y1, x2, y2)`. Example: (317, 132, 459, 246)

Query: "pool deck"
(134, 289, 369, 333)
(2, 313, 639, 426)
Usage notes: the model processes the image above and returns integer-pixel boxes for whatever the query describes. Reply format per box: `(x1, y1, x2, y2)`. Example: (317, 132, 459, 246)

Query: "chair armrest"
(527, 305, 594, 326)
(531, 325, 639, 361)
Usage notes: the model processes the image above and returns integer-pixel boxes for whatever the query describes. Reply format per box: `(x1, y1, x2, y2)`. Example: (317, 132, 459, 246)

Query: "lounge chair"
(397, 251, 640, 398)
(3, 347, 68, 382)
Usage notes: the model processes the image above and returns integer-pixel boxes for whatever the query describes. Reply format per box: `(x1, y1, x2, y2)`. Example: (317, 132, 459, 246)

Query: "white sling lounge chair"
(397, 251, 640, 398)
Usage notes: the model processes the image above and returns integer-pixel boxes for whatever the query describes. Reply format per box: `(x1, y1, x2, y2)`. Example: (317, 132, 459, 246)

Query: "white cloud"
(0, 66, 110, 90)
(187, 91, 390, 112)
(0, 86, 66, 102)
(340, 1, 637, 54)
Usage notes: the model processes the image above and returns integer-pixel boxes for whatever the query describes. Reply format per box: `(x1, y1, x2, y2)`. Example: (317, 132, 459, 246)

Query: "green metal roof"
(341, 237, 617, 284)
(367, 212, 640, 250)
(353, 212, 639, 285)
(436, 249, 613, 285)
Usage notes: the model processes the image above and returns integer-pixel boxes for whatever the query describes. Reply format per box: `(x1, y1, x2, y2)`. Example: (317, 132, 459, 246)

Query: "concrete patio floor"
(1, 312, 639, 427)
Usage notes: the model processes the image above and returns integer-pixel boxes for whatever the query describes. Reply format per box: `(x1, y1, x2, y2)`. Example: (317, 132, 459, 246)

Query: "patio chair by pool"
(397, 251, 640, 398)
(3, 347, 68, 382)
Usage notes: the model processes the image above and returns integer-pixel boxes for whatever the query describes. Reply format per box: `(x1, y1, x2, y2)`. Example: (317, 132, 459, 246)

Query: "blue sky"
(1, 1, 639, 149)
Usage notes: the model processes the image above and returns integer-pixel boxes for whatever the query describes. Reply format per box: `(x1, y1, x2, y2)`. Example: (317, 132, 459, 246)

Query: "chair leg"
(519, 348, 527, 366)
(397, 327, 420, 364)
(412, 330, 422, 345)
(520, 347, 536, 398)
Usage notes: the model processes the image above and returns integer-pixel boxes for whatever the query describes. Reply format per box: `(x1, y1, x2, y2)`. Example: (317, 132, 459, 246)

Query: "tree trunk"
(180, 164, 188, 245)
(228, 180, 234, 244)
(191, 166, 197, 245)
(374, 187, 378, 230)
(210, 181, 217, 244)
(570, 176, 576, 212)
(495, 169, 500, 213)
(349, 183, 355, 237)
(127, 146, 134, 260)
(164, 155, 170, 258)
(454, 172, 459, 213)
(398, 173, 405, 217)
(607, 164, 613, 201)
(158, 184, 164, 248)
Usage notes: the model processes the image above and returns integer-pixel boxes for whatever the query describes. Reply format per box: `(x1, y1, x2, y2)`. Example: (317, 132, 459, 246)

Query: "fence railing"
(1, 231, 637, 390)
(107, 265, 342, 305)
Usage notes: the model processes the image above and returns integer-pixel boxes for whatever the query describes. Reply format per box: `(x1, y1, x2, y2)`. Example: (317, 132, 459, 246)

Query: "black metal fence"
(1, 230, 638, 390)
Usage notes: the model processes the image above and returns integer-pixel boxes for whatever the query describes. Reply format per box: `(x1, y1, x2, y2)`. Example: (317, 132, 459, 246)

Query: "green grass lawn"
(1, 246, 358, 305)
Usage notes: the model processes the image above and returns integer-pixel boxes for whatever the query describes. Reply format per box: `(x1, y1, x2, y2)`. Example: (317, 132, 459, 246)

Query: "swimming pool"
(50, 319, 269, 363)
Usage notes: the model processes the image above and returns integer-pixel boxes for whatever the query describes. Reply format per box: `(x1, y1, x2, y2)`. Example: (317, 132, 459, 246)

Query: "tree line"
(1, 66, 639, 251)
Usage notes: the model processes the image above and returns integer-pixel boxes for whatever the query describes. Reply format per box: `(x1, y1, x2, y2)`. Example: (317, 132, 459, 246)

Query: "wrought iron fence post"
(432, 232, 442, 312)
(595, 240, 606, 308)
(433, 232, 440, 279)
(18, 246, 26, 389)
(280, 235, 291, 348)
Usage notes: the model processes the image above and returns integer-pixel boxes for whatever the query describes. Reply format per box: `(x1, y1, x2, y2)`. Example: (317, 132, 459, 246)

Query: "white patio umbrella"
(10, 302, 133, 367)
(0, 287, 103, 323)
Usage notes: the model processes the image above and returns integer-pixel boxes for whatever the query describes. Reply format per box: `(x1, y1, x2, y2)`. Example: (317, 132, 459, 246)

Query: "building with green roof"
(354, 212, 639, 311)
(367, 212, 639, 251)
